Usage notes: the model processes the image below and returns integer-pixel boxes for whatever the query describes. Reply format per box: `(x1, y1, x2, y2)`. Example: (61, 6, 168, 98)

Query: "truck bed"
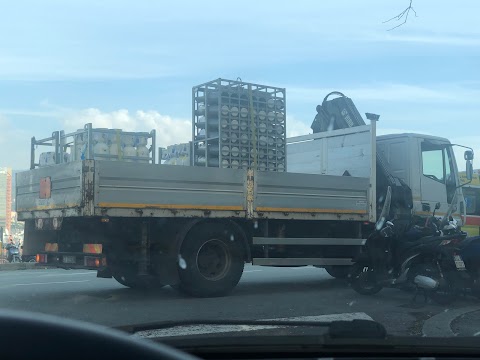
(16, 160, 372, 222)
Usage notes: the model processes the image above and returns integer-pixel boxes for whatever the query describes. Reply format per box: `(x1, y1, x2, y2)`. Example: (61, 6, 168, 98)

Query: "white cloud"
(286, 116, 312, 138)
(0, 115, 31, 169)
(61, 108, 191, 148)
(288, 83, 480, 104)
(450, 135, 480, 170)
(376, 127, 434, 137)
(389, 35, 480, 46)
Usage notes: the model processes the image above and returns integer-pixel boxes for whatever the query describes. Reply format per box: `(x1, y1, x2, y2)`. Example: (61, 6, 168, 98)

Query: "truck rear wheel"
(175, 223, 245, 297)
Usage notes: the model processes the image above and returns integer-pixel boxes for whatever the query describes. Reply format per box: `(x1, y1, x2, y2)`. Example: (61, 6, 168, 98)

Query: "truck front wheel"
(175, 223, 245, 297)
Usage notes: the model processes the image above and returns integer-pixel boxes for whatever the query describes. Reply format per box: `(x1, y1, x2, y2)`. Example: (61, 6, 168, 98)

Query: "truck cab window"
(422, 146, 445, 183)
(422, 142, 457, 203)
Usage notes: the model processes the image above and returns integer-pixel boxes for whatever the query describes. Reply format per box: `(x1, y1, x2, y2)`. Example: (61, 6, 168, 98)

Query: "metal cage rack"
(192, 78, 286, 171)
(30, 123, 156, 169)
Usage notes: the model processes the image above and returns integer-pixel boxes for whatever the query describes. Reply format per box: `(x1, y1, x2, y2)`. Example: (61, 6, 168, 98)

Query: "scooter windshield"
(376, 186, 392, 231)
(439, 192, 458, 229)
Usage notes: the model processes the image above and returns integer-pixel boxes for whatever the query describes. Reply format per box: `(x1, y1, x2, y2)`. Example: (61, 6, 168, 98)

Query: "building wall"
(0, 168, 12, 234)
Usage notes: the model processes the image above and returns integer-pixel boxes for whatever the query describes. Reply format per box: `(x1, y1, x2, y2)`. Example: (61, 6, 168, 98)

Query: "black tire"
(176, 223, 245, 297)
(349, 263, 383, 295)
(112, 265, 165, 290)
(325, 266, 351, 279)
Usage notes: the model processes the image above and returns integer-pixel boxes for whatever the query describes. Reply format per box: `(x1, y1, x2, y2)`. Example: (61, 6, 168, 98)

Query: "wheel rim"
(196, 239, 231, 281)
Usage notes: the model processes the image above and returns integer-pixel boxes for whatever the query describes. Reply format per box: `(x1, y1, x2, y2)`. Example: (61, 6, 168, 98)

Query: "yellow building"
(460, 170, 480, 236)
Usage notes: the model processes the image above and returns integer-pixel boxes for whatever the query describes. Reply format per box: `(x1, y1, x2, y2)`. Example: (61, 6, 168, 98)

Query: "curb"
(0, 263, 48, 271)
(422, 305, 480, 337)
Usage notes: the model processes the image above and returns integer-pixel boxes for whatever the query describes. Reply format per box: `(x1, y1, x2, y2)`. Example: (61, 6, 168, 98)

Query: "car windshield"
(1, 0, 480, 349)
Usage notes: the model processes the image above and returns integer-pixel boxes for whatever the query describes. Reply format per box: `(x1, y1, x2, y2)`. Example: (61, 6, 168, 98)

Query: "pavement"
(0, 265, 479, 337)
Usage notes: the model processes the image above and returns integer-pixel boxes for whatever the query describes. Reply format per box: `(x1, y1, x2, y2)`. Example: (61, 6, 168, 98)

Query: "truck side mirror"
(466, 160, 474, 181)
(464, 150, 474, 161)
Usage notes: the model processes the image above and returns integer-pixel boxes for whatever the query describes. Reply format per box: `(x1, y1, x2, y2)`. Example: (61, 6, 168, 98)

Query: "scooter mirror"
(435, 202, 441, 210)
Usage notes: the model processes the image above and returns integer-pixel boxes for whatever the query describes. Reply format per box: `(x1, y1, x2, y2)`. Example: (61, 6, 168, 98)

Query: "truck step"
(251, 258, 354, 266)
(252, 237, 366, 246)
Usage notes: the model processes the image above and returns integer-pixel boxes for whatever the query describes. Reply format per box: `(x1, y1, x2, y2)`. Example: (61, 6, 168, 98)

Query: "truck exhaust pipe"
(414, 275, 439, 290)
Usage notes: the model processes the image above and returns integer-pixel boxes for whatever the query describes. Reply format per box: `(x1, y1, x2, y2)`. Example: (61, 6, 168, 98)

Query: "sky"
(0, 0, 479, 170)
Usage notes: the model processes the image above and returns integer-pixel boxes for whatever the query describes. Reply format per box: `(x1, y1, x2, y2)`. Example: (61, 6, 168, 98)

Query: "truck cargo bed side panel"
(16, 161, 84, 216)
(94, 161, 247, 216)
(287, 125, 372, 177)
(254, 171, 370, 220)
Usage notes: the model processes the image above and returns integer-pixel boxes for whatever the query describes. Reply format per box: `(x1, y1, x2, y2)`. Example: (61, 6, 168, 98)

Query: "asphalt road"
(0, 265, 479, 337)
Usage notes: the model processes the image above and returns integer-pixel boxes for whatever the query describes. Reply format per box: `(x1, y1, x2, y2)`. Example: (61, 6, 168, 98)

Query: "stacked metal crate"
(192, 78, 286, 171)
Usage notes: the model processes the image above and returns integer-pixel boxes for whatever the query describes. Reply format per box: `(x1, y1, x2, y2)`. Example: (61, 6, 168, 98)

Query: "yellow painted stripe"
(97, 202, 244, 211)
(255, 207, 368, 214)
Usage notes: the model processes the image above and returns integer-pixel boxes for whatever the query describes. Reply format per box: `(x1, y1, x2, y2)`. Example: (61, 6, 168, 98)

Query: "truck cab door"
(420, 142, 455, 216)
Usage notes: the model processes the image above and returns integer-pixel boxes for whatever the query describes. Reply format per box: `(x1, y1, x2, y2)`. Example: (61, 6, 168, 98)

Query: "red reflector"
(36, 254, 47, 263)
(84, 256, 103, 267)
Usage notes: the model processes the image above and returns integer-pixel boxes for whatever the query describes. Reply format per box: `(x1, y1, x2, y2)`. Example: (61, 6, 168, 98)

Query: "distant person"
(6, 236, 15, 250)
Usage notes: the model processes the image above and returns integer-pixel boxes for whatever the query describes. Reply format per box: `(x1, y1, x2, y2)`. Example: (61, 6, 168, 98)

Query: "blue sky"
(0, 0, 479, 169)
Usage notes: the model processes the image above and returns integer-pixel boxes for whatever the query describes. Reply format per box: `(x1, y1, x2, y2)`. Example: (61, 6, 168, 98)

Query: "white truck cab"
(377, 133, 467, 224)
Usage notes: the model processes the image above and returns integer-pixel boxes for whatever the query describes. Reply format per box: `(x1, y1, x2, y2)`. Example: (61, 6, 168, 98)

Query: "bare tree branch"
(384, 0, 417, 31)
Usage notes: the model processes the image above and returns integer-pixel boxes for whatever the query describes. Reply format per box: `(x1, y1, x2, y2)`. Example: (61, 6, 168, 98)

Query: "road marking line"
(0, 271, 45, 276)
(13, 280, 91, 286)
(39, 272, 94, 277)
(244, 270, 262, 273)
(135, 313, 373, 339)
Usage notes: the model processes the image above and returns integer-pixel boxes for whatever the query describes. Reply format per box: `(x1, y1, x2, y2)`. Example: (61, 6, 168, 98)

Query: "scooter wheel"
(350, 263, 383, 295)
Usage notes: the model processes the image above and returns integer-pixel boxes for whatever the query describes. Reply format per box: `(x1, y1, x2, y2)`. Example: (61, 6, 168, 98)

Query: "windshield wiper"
(116, 319, 387, 340)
